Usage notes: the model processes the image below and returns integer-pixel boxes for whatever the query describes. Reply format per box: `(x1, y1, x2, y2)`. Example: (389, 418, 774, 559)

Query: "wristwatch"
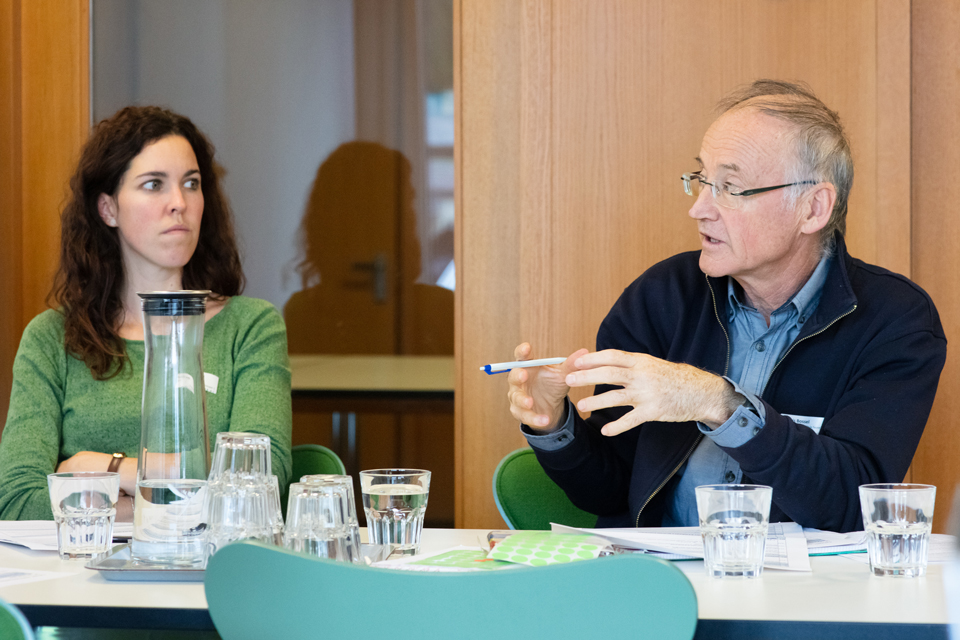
(740, 395, 759, 417)
(107, 452, 126, 473)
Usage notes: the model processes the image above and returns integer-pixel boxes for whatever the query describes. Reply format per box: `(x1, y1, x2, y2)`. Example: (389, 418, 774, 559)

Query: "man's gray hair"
(717, 80, 853, 248)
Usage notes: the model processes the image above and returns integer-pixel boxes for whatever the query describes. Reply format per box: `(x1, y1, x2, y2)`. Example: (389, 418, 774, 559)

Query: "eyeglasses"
(681, 172, 816, 210)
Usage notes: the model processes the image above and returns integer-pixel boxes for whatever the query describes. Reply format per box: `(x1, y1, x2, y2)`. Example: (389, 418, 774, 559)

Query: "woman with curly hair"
(0, 106, 292, 520)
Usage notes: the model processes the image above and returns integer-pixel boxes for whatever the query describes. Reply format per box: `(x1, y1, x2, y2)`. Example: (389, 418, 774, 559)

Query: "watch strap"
(107, 452, 126, 473)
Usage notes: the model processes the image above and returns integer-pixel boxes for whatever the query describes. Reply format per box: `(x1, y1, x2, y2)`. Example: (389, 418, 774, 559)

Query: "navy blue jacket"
(533, 236, 947, 533)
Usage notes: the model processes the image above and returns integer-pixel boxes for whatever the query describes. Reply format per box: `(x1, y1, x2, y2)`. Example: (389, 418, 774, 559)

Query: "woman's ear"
(98, 193, 118, 227)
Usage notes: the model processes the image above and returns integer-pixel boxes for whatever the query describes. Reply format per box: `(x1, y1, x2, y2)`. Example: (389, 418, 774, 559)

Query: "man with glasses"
(509, 80, 946, 532)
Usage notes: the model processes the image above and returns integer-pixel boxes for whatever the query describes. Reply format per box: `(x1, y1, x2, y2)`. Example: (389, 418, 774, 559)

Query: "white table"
(0, 528, 953, 638)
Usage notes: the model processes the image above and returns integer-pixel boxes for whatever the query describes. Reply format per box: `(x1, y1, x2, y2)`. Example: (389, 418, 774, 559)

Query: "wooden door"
(284, 140, 456, 526)
(284, 141, 404, 355)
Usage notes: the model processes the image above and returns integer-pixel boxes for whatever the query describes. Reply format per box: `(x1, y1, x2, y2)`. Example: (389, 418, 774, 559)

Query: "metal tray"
(86, 542, 396, 582)
(85, 544, 205, 582)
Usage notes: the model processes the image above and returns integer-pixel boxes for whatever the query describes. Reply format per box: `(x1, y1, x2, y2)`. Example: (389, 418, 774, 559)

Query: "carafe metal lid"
(138, 291, 211, 316)
(137, 290, 212, 299)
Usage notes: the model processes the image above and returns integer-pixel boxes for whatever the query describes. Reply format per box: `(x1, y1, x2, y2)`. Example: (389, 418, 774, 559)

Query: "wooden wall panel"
(19, 0, 89, 324)
(0, 0, 88, 427)
(912, 1, 960, 534)
(455, 0, 524, 526)
(0, 0, 23, 431)
(457, 0, 912, 528)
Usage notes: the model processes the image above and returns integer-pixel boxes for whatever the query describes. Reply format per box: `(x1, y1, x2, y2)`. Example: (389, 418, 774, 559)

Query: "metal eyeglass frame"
(681, 171, 816, 209)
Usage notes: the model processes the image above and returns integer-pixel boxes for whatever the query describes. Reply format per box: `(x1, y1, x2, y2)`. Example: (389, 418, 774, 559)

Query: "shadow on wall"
(284, 141, 453, 356)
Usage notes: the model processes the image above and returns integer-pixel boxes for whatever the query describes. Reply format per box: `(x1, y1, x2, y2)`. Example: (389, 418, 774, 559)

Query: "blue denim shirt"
(524, 253, 832, 526)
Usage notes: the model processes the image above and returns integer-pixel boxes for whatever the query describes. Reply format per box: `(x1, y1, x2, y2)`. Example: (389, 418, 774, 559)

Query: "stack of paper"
(551, 522, 813, 571)
(802, 528, 867, 556)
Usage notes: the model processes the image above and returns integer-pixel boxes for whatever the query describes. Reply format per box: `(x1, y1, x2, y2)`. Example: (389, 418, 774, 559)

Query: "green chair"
(205, 540, 698, 640)
(282, 444, 347, 517)
(291, 443, 346, 479)
(0, 598, 34, 640)
(493, 447, 597, 530)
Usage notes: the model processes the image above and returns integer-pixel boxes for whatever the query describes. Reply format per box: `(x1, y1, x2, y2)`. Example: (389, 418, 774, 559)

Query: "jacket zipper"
(766, 304, 857, 383)
(633, 276, 731, 526)
(635, 433, 703, 526)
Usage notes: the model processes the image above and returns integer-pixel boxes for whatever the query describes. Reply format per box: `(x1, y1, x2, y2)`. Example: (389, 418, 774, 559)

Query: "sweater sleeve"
(0, 312, 68, 520)
(226, 301, 293, 488)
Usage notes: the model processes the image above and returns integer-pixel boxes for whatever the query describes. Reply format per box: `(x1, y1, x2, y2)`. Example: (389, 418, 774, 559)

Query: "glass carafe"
(131, 291, 211, 566)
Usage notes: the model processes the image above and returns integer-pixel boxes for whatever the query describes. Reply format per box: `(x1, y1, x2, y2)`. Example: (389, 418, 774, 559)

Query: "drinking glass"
(284, 482, 356, 561)
(203, 432, 276, 561)
(359, 469, 430, 556)
(266, 475, 284, 546)
(859, 483, 936, 577)
(695, 484, 772, 578)
(47, 472, 120, 559)
(301, 474, 361, 562)
(209, 432, 272, 480)
(203, 475, 274, 560)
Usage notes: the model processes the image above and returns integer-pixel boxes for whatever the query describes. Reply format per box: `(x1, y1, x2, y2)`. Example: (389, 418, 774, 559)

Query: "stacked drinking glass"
(284, 474, 362, 563)
(203, 432, 278, 562)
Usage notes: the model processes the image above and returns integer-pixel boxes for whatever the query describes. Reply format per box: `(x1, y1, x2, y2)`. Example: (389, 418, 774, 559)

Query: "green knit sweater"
(0, 296, 292, 520)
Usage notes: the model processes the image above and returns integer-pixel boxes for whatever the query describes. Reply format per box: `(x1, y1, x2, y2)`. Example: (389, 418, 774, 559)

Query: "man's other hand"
(565, 350, 742, 436)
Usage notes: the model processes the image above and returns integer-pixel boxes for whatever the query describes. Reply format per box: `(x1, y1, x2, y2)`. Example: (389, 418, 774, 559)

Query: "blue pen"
(480, 357, 566, 375)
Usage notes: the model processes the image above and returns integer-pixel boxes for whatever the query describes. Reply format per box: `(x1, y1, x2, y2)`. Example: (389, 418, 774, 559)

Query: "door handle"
(351, 253, 388, 303)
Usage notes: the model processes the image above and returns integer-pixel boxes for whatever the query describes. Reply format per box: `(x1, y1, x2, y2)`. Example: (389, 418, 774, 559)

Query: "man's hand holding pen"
(507, 343, 588, 432)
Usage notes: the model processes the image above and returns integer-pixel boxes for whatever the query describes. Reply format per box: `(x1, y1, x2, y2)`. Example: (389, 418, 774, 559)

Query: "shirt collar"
(726, 252, 833, 321)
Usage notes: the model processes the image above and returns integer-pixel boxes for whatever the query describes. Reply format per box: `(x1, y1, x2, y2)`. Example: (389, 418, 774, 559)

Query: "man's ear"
(98, 193, 118, 227)
(799, 182, 836, 236)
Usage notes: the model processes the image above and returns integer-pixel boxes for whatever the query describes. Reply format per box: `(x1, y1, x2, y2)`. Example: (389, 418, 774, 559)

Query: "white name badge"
(176, 373, 194, 393)
(784, 414, 824, 434)
(204, 373, 219, 395)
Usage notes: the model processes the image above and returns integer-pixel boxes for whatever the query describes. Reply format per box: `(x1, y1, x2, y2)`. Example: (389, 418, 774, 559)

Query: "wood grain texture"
(456, 0, 524, 526)
(876, 0, 912, 278)
(0, 0, 23, 430)
(911, 0, 960, 533)
(453, 0, 464, 525)
(457, 0, 913, 528)
(0, 0, 88, 429)
(19, 0, 89, 325)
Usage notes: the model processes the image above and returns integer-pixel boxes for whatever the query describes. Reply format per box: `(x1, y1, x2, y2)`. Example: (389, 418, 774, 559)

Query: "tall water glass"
(360, 469, 430, 556)
(859, 483, 936, 577)
(47, 472, 120, 559)
(132, 291, 211, 567)
(696, 484, 772, 578)
(284, 482, 355, 560)
(302, 474, 361, 562)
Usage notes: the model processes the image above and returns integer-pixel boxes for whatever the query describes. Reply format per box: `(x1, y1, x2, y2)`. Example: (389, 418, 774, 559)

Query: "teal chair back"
(493, 448, 597, 530)
(205, 540, 698, 640)
(282, 444, 347, 518)
(0, 599, 34, 640)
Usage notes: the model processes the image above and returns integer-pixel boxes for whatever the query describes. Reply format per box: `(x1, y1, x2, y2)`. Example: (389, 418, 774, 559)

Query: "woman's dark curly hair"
(50, 105, 245, 379)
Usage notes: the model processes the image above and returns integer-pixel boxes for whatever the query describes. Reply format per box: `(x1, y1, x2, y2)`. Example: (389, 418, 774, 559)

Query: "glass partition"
(93, 0, 455, 526)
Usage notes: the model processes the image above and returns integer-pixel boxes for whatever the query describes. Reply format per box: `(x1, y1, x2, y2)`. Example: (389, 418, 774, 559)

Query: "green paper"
(410, 549, 516, 571)
(488, 532, 604, 567)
